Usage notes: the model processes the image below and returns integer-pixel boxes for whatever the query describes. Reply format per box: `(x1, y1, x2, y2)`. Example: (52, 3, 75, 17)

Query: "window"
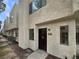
(29, 2, 32, 14)
(60, 25, 69, 45)
(76, 55, 79, 59)
(29, 0, 46, 14)
(29, 29, 34, 40)
(15, 29, 18, 37)
(16, 14, 19, 26)
(72, 55, 75, 59)
(76, 26, 79, 44)
(65, 57, 67, 59)
(10, 16, 13, 23)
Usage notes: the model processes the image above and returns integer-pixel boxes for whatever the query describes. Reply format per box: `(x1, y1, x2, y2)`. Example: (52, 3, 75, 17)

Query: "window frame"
(60, 25, 69, 45)
(76, 26, 79, 44)
(29, 0, 46, 14)
(29, 29, 34, 40)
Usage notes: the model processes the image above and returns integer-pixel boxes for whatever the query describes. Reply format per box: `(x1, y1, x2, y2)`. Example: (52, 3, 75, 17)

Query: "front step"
(27, 50, 48, 59)
(46, 54, 61, 59)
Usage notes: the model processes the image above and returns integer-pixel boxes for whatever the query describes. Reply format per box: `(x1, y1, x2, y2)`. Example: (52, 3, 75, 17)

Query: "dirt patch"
(0, 38, 20, 59)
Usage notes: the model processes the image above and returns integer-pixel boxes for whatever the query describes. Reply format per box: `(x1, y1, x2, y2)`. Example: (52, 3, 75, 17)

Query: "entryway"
(38, 28, 47, 51)
(27, 49, 61, 59)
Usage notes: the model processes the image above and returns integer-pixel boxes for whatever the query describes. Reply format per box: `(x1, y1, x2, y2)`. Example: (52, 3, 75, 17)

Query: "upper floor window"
(29, 0, 46, 14)
(15, 29, 18, 37)
(60, 25, 69, 45)
(10, 16, 13, 23)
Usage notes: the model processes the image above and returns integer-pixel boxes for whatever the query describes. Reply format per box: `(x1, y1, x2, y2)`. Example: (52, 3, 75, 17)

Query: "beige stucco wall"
(8, 4, 18, 30)
(18, 0, 77, 59)
(4, 18, 8, 31)
(73, 0, 79, 12)
(47, 19, 76, 59)
(18, 0, 29, 49)
(28, 1, 76, 59)
(29, 19, 76, 59)
(29, 0, 73, 26)
(4, 3, 18, 32)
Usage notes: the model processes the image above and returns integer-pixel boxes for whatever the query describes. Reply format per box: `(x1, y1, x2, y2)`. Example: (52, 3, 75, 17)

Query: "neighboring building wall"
(9, 4, 18, 30)
(18, 0, 74, 49)
(3, 3, 19, 42)
(3, 17, 10, 36)
(8, 3, 19, 42)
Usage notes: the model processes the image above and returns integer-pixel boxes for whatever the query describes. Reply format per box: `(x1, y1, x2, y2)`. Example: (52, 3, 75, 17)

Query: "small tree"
(0, 0, 6, 13)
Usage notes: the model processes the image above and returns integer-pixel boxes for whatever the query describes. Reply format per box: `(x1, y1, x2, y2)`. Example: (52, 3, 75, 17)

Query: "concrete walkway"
(27, 50, 48, 59)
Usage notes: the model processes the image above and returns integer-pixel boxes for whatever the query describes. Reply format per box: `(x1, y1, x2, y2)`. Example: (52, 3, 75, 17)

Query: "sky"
(0, 0, 16, 30)
(0, 0, 16, 22)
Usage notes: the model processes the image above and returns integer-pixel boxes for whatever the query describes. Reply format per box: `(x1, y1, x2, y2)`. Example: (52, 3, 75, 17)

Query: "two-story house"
(18, 0, 79, 59)
(3, 0, 79, 59)
(4, 3, 18, 42)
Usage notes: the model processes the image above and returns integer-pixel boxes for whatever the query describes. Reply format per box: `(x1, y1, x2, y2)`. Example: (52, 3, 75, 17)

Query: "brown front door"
(39, 28, 47, 51)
